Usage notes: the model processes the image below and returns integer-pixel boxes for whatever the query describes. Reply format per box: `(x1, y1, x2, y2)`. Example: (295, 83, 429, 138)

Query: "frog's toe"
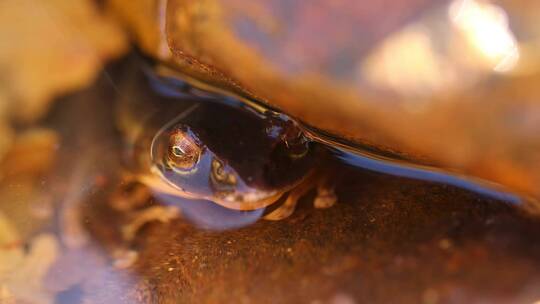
(313, 175, 337, 209)
(111, 173, 152, 211)
(263, 198, 297, 221)
(121, 206, 180, 241)
(314, 191, 337, 209)
(264, 177, 315, 220)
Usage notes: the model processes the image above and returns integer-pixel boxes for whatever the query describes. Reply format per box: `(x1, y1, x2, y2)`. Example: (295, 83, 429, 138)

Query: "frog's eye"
(166, 130, 201, 170)
(269, 120, 310, 159)
(284, 134, 309, 159)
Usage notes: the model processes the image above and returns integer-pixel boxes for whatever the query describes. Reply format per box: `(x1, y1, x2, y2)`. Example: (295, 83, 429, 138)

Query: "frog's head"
(146, 102, 314, 211)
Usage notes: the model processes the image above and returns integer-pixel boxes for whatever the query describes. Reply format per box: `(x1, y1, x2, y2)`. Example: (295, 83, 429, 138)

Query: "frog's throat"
(137, 172, 287, 211)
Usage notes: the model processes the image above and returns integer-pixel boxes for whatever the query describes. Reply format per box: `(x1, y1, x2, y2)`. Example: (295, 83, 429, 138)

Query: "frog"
(115, 65, 337, 222)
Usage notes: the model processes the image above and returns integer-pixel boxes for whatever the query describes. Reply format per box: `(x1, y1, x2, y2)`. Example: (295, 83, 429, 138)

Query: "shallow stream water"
(1, 58, 540, 304)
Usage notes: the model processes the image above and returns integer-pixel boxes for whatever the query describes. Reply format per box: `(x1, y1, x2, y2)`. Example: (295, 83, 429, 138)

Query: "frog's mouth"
(137, 170, 287, 211)
(215, 190, 286, 210)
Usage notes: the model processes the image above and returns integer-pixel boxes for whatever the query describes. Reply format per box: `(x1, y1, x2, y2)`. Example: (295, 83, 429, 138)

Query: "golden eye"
(166, 130, 201, 170)
(284, 135, 309, 159)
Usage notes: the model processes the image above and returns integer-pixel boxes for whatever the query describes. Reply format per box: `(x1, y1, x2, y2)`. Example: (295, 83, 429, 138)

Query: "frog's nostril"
(211, 159, 238, 187)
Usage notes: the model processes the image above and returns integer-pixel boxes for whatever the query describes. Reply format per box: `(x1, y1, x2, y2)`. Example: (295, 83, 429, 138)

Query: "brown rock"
(109, 0, 540, 201)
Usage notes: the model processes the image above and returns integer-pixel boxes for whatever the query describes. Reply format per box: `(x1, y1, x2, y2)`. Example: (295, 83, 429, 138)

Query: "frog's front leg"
(263, 171, 337, 220)
(110, 172, 152, 211)
(263, 177, 316, 221)
(111, 172, 181, 242)
(121, 206, 180, 241)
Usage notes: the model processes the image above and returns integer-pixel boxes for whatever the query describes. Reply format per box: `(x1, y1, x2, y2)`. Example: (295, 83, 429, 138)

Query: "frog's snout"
(210, 159, 281, 209)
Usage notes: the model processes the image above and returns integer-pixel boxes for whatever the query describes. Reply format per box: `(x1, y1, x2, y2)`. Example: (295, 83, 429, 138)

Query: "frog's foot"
(121, 206, 180, 241)
(110, 172, 152, 211)
(313, 175, 337, 209)
(263, 178, 315, 221)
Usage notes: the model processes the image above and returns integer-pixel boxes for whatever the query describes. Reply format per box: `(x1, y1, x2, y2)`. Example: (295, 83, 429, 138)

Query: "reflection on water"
(331, 147, 521, 204)
(1, 59, 540, 303)
(153, 193, 264, 230)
